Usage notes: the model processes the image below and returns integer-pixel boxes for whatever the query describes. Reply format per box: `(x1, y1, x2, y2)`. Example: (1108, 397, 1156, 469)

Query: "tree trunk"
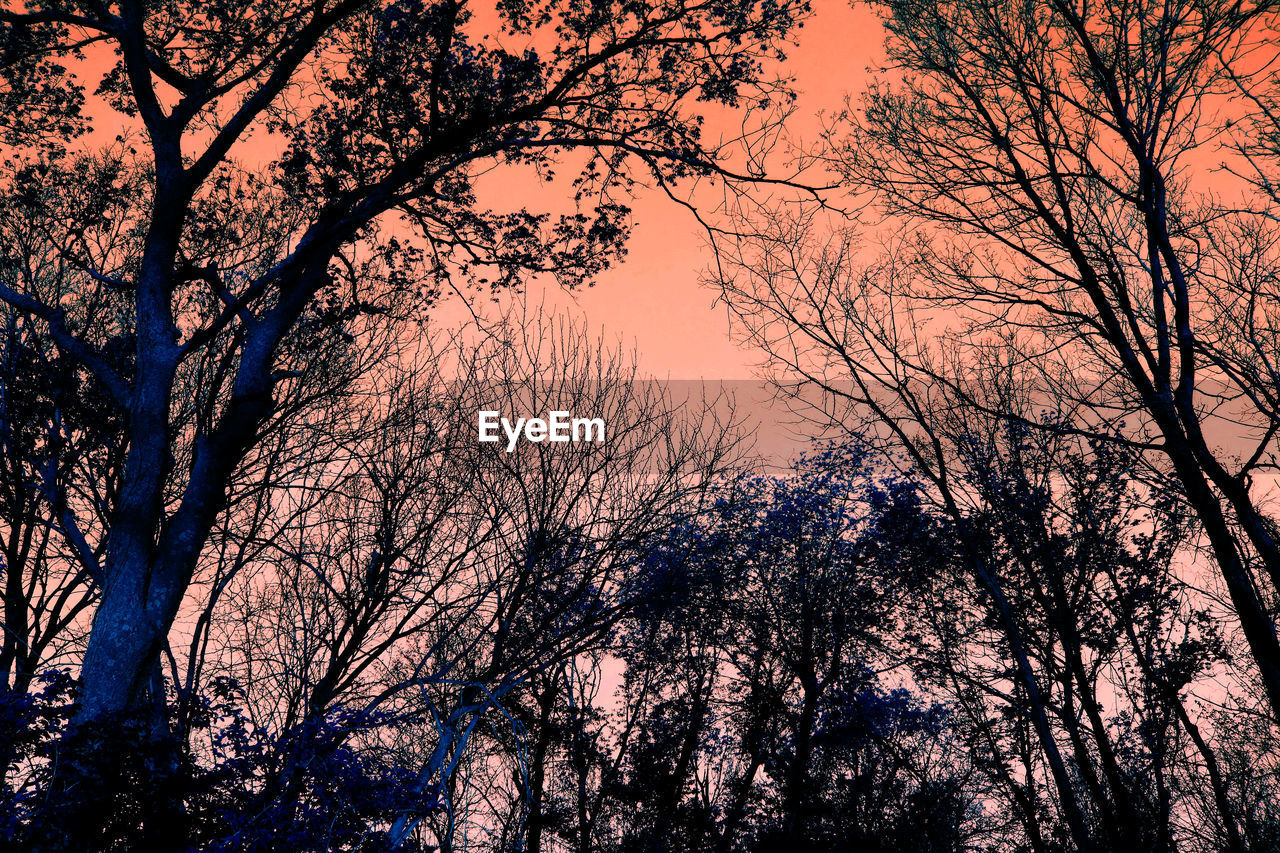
(527, 679, 557, 853)
(783, 680, 820, 846)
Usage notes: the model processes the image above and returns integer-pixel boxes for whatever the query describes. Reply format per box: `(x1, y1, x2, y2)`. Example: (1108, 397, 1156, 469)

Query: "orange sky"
(490, 0, 882, 380)
(59, 1, 1271, 384)
(66, 0, 882, 380)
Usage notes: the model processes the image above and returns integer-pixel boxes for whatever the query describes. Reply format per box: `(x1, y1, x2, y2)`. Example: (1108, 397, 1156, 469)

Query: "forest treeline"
(4, 0, 1280, 850)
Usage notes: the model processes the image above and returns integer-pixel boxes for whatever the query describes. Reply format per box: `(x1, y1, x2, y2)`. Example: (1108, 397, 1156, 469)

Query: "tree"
(912, 416, 1230, 852)
(585, 448, 983, 853)
(711, 0, 1280, 735)
(716, 205, 1277, 848)
(1, 307, 745, 850)
(821, 0, 1280, 721)
(0, 0, 807, 733)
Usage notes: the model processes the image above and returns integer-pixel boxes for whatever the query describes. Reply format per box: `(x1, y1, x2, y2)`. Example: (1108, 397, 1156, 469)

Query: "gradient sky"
(70, 0, 882, 380)
(500, 0, 882, 380)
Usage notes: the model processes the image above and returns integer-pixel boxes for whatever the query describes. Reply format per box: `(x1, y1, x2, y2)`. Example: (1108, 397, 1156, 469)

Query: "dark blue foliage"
(0, 674, 435, 852)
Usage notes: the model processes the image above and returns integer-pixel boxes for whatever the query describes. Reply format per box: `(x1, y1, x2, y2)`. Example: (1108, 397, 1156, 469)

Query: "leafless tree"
(168, 307, 745, 851)
(714, 205, 1272, 850)
(0, 0, 808, 743)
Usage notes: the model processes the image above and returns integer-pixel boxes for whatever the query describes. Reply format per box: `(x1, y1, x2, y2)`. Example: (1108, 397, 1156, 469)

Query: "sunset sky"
(67, 0, 879, 380)
(505, 0, 880, 379)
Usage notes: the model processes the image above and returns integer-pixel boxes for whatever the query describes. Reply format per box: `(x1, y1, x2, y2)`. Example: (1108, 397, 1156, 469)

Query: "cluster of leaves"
(0, 674, 434, 852)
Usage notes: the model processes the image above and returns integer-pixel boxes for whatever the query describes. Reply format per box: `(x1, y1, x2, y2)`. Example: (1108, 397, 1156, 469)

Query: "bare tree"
(707, 0, 1280, 726)
(165, 308, 744, 851)
(821, 0, 1280, 721)
(714, 204, 1270, 850)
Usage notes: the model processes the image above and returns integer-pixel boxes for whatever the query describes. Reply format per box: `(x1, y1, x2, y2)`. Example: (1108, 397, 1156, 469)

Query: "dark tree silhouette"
(0, 0, 806, 842)
(821, 0, 1280, 722)
(10, 1, 1280, 851)
(0, 0, 806, 726)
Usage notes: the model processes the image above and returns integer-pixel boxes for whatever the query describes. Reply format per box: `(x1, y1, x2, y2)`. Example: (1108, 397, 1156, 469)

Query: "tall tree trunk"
(650, 661, 714, 843)
(783, 680, 821, 846)
(966, 548, 1100, 853)
(526, 679, 557, 853)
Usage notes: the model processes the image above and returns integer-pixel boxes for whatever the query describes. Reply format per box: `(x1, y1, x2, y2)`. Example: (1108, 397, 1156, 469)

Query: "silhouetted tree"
(576, 448, 985, 853)
(818, 0, 1280, 723)
(0, 0, 807, 840)
(0, 0, 805, 718)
